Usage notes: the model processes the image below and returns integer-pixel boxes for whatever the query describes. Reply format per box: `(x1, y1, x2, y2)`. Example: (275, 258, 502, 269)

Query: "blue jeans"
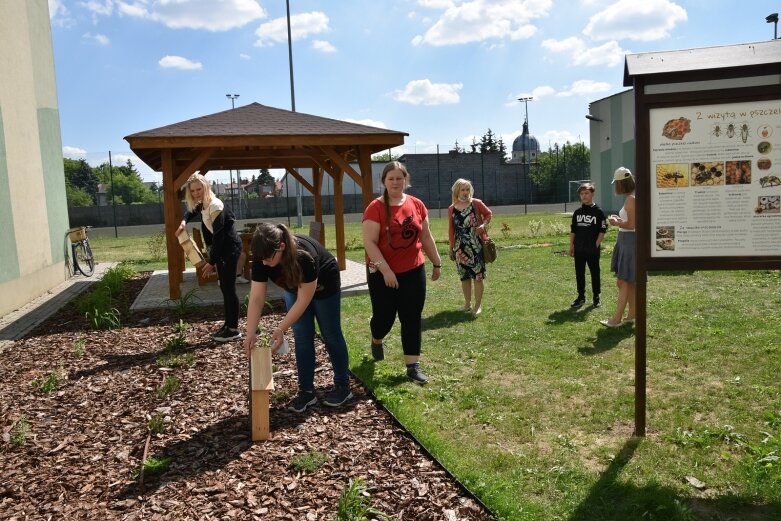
(282, 289, 350, 392)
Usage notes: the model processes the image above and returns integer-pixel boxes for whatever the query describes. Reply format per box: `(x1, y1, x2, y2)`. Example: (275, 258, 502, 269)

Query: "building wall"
(588, 89, 636, 213)
(0, 1, 70, 317)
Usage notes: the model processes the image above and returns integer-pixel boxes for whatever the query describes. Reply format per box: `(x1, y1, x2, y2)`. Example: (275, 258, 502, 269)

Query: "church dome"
(510, 121, 540, 163)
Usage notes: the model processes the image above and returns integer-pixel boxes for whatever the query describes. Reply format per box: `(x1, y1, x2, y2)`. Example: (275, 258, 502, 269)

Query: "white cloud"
(555, 79, 612, 97)
(392, 79, 462, 105)
(239, 53, 251, 59)
(416, 0, 455, 8)
(312, 40, 336, 53)
(63, 146, 87, 158)
(48, 0, 68, 18)
(159, 55, 203, 70)
(254, 12, 329, 47)
(81, 1, 113, 17)
(542, 37, 625, 67)
(412, 0, 552, 46)
(539, 130, 583, 147)
(344, 118, 387, 129)
(118, 0, 266, 31)
(83, 33, 110, 45)
(584, 0, 687, 42)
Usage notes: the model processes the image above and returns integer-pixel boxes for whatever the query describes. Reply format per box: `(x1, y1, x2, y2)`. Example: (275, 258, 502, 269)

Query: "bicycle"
(66, 226, 95, 276)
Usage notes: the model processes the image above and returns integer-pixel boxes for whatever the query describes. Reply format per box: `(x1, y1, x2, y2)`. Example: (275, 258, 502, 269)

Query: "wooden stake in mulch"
(249, 346, 274, 441)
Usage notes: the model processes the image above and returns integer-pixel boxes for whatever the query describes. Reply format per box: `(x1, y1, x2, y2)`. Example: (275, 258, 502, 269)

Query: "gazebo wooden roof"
(125, 102, 407, 298)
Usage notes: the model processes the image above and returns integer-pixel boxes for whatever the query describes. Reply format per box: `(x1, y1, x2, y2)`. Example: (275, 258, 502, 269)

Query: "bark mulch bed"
(0, 274, 493, 520)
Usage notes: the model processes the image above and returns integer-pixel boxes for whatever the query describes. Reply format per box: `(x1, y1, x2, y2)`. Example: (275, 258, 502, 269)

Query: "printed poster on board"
(649, 100, 781, 257)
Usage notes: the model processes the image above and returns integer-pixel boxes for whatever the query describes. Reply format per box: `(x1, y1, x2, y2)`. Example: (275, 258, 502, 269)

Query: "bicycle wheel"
(73, 240, 95, 276)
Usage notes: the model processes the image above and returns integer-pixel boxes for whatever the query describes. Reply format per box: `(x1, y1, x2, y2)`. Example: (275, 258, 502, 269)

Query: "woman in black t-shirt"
(243, 223, 352, 412)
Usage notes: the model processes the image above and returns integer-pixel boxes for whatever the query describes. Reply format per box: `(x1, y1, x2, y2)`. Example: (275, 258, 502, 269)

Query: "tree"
(65, 183, 93, 207)
(371, 151, 400, 162)
(258, 168, 274, 186)
(93, 160, 157, 204)
(63, 158, 99, 203)
(529, 142, 591, 196)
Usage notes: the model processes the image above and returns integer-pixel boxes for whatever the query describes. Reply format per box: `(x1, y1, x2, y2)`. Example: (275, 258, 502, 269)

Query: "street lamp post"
(226, 94, 241, 218)
(286, 0, 303, 227)
(518, 96, 533, 203)
(767, 13, 779, 39)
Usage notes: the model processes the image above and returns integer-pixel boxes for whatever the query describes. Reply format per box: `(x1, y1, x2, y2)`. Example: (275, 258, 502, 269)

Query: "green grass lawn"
(91, 214, 781, 520)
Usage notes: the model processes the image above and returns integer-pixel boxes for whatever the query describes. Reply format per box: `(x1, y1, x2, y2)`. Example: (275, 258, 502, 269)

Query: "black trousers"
(216, 254, 240, 329)
(574, 251, 601, 299)
(367, 264, 426, 356)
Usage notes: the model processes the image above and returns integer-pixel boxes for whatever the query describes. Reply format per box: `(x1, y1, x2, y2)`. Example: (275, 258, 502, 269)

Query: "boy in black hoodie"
(569, 183, 607, 308)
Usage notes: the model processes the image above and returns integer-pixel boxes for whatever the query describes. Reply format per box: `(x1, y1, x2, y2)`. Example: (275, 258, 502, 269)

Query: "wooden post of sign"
(250, 346, 274, 441)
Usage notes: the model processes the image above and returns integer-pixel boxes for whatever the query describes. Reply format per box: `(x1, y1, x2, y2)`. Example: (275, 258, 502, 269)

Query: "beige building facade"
(0, 1, 70, 317)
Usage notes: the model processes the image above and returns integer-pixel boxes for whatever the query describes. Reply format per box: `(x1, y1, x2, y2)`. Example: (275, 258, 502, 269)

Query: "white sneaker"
(236, 274, 250, 284)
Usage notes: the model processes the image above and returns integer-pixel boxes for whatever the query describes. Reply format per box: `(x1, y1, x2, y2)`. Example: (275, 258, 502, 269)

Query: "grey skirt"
(611, 231, 636, 282)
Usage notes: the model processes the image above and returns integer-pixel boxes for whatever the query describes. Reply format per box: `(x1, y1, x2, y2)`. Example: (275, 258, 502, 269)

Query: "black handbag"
(483, 237, 497, 263)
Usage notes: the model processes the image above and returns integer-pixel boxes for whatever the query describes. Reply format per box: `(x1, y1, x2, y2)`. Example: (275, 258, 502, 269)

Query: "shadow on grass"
(422, 309, 475, 331)
(576, 324, 634, 355)
(352, 357, 410, 389)
(547, 305, 599, 325)
(568, 437, 781, 520)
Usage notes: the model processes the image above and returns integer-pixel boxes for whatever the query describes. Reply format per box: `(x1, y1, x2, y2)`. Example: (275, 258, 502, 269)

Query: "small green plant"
(147, 231, 166, 261)
(163, 333, 187, 351)
(156, 376, 181, 399)
(172, 319, 190, 333)
(528, 219, 543, 237)
(100, 264, 135, 295)
(148, 414, 166, 434)
(156, 352, 195, 368)
(31, 366, 64, 393)
(336, 478, 387, 521)
(72, 338, 86, 358)
(132, 455, 172, 479)
(85, 307, 121, 330)
(289, 450, 329, 473)
(77, 286, 112, 315)
(549, 221, 567, 235)
(500, 222, 512, 238)
(9, 415, 30, 447)
(164, 288, 202, 316)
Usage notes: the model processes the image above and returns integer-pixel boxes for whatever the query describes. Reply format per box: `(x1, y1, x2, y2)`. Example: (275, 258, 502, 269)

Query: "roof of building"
(624, 39, 781, 86)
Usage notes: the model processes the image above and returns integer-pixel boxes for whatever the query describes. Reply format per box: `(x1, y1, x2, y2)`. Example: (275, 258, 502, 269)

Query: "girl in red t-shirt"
(362, 162, 442, 384)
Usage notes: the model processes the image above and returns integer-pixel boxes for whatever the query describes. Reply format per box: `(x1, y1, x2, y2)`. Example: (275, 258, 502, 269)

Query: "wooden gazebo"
(125, 103, 407, 299)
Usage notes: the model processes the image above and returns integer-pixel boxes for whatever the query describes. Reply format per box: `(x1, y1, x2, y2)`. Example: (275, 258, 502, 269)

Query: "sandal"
(599, 319, 622, 328)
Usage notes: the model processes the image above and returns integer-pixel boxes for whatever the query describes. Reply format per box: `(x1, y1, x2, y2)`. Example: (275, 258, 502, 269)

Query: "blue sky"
(49, 0, 781, 183)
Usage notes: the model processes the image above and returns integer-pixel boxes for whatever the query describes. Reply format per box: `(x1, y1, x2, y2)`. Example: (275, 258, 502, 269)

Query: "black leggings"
(216, 254, 240, 329)
(367, 264, 426, 356)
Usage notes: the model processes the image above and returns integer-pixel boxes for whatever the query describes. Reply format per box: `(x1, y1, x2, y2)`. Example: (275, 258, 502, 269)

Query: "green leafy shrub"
(77, 286, 112, 315)
(85, 307, 121, 330)
(147, 231, 166, 261)
(336, 478, 387, 521)
(100, 264, 135, 295)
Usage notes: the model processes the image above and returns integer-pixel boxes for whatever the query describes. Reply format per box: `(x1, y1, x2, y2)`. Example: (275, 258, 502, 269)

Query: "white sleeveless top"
(618, 197, 635, 232)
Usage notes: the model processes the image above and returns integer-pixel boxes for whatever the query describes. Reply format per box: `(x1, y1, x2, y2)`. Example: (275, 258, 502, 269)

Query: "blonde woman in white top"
(601, 167, 636, 328)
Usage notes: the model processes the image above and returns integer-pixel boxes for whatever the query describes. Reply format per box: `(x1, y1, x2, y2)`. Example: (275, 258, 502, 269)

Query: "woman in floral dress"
(447, 179, 492, 316)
